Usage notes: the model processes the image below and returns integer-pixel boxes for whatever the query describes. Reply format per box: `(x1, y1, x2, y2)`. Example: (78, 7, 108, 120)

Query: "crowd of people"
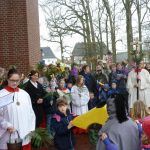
(0, 60, 150, 150)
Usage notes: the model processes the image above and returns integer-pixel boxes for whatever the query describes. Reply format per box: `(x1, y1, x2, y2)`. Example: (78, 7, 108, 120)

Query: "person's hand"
(7, 127, 16, 133)
(67, 121, 74, 129)
(137, 75, 141, 80)
(101, 133, 108, 141)
(134, 84, 139, 88)
(135, 120, 140, 124)
(37, 98, 43, 104)
(78, 93, 81, 97)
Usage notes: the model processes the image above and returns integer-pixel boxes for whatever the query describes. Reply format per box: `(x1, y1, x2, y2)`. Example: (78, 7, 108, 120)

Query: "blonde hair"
(76, 75, 84, 86)
(133, 100, 150, 119)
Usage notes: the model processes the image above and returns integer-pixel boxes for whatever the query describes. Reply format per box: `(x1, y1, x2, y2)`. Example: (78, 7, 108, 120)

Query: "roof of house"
(41, 47, 57, 59)
(72, 43, 86, 56)
(72, 42, 108, 57)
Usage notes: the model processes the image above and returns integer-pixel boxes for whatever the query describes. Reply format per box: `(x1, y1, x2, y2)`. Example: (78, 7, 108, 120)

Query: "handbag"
(7, 131, 22, 150)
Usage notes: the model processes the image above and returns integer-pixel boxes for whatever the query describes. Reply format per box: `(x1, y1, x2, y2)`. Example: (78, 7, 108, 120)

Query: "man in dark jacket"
(80, 65, 98, 96)
(94, 65, 108, 84)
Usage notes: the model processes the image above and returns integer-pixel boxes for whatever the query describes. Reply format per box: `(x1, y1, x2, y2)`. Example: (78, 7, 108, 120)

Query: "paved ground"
(75, 134, 96, 150)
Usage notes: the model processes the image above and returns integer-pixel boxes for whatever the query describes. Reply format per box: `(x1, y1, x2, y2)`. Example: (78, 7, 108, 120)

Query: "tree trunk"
(123, 0, 133, 60)
(136, 0, 142, 51)
(99, 20, 103, 59)
(85, 0, 96, 58)
(59, 35, 64, 63)
(81, 0, 92, 66)
(106, 15, 109, 52)
(102, 0, 116, 62)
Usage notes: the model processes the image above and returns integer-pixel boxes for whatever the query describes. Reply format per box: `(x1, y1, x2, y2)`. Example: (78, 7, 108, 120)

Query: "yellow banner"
(72, 106, 108, 129)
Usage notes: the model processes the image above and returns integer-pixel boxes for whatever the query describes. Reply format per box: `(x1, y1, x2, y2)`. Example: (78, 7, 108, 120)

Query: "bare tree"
(134, 0, 150, 43)
(41, 0, 98, 65)
(122, 0, 133, 60)
(94, 0, 105, 59)
(102, 0, 117, 62)
(41, 6, 70, 62)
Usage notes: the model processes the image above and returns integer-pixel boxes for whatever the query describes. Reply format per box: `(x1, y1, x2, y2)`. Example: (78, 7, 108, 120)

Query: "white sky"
(39, 0, 149, 59)
(39, 5, 83, 59)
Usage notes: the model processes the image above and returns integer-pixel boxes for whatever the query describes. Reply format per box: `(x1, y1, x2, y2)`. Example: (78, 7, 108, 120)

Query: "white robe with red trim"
(0, 88, 35, 149)
(127, 69, 150, 108)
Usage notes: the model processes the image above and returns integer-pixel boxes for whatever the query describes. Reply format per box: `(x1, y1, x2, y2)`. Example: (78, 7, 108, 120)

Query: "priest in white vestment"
(0, 68, 35, 150)
(127, 65, 150, 108)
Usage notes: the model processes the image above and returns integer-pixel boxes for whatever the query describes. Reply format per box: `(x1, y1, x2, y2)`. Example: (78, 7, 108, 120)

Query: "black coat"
(43, 91, 59, 115)
(24, 80, 47, 127)
(52, 110, 75, 150)
(80, 72, 98, 96)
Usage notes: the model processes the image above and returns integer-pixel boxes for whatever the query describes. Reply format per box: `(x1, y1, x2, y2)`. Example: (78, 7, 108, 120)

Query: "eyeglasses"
(8, 79, 20, 83)
(32, 74, 39, 77)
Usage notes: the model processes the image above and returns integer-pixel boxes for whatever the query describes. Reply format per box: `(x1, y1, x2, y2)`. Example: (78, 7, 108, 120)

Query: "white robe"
(0, 88, 35, 149)
(127, 69, 150, 108)
(71, 85, 90, 115)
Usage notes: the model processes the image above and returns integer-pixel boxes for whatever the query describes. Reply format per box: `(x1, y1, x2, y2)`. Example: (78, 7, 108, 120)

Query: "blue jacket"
(52, 110, 75, 150)
(99, 89, 109, 102)
(108, 88, 119, 97)
(103, 138, 118, 150)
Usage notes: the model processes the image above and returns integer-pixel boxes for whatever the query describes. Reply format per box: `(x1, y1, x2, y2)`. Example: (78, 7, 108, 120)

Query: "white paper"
(0, 93, 14, 108)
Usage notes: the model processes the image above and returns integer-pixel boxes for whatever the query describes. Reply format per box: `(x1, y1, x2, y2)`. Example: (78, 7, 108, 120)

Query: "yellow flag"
(72, 106, 108, 129)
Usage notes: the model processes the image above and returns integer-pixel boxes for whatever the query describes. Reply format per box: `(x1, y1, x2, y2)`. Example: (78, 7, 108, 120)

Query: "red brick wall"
(26, 0, 41, 69)
(0, 0, 41, 74)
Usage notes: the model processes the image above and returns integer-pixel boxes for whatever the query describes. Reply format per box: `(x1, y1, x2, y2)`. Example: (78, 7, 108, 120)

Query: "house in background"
(72, 42, 107, 64)
(41, 47, 58, 65)
(72, 43, 86, 64)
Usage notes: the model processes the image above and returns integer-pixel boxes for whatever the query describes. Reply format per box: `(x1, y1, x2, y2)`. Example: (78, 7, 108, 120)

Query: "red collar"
(58, 88, 68, 92)
(5, 86, 19, 92)
(134, 68, 142, 73)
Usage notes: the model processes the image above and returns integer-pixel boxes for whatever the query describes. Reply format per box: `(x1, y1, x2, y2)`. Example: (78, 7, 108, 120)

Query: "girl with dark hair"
(0, 68, 35, 150)
(96, 93, 141, 150)
(24, 70, 47, 127)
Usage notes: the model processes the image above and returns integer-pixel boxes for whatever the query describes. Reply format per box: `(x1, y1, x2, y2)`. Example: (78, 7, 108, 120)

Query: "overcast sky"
(39, 0, 150, 59)
(39, 4, 83, 59)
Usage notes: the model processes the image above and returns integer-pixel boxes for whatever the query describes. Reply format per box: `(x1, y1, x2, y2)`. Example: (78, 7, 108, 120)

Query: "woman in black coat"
(24, 70, 47, 127)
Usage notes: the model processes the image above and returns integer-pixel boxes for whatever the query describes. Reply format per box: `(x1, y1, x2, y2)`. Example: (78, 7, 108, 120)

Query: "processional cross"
(130, 38, 143, 100)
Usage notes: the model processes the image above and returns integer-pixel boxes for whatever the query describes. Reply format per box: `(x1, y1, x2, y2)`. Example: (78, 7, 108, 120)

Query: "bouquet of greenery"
(130, 48, 144, 65)
(31, 128, 53, 148)
(45, 64, 62, 81)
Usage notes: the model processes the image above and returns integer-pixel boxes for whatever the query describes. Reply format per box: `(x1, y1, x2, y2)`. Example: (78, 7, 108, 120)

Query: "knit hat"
(112, 80, 117, 84)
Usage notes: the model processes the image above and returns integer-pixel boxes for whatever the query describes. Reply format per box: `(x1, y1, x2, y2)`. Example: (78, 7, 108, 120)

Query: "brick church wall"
(0, 0, 40, 74)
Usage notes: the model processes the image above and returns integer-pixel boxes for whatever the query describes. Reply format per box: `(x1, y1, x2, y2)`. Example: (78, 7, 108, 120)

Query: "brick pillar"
(0, 0, 41, 74)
